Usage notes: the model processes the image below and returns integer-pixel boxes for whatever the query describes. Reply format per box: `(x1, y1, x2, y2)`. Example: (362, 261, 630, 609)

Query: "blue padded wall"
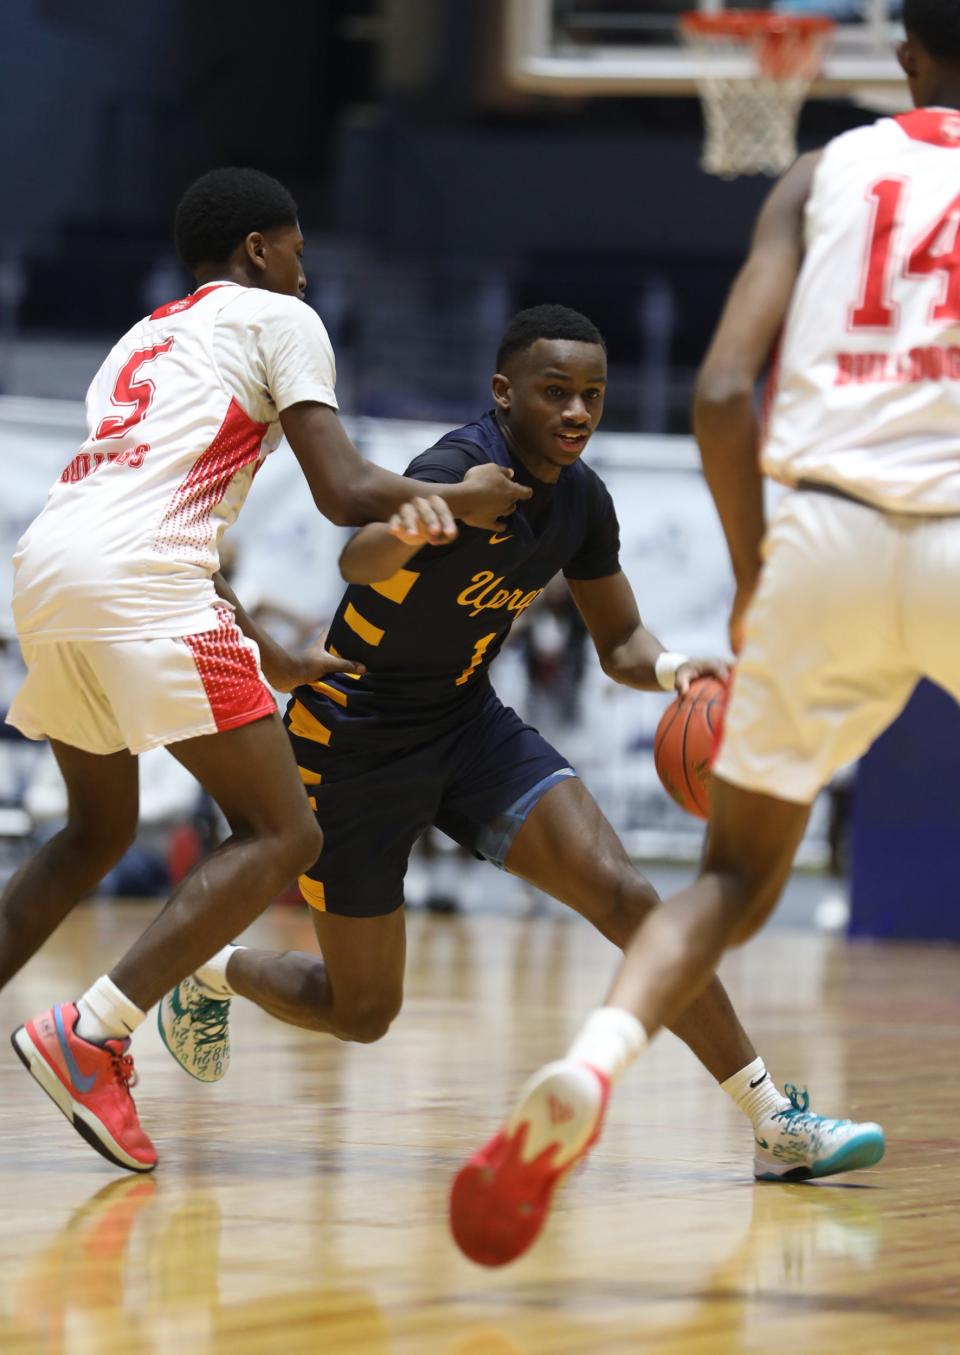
(850, 680, 960, 942)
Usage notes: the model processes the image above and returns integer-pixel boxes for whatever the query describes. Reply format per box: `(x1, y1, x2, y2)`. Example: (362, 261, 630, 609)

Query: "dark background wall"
(1, 0, 875, 423)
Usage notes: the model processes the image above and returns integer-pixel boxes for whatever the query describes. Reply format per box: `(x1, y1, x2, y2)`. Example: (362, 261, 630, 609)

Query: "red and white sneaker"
(450, 1059, 609, 1267)
(10, 1003, 157, 1173)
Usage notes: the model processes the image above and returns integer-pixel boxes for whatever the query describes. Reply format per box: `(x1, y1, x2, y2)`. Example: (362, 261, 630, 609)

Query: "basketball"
(653, 676, 728, 820)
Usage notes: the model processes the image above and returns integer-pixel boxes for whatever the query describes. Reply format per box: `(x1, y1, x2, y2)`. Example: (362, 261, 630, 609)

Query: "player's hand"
(264, 639, 365, 693)
(728, 580, 757, 656)
(460, 463, 533, 530)
(388, 495, 458, 547)
(675, 657, 731, 697)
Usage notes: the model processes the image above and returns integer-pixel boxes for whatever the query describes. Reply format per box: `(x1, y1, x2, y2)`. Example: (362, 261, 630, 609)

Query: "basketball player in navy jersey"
(161, 305, 879, 1185)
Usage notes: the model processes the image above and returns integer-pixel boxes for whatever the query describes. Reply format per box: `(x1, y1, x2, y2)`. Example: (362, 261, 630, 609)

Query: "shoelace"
(191, 995, 230, 1049)
(111, 1049, 139, 1091)
(772, 1083, 850, 1134)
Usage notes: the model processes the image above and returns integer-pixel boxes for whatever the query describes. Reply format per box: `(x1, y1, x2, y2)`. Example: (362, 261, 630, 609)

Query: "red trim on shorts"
(154, 398, 268, 557)
(184, 610, 276, 733)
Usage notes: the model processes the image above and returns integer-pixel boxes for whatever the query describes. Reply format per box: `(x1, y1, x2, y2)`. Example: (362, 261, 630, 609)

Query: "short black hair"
(496, 304, 606, 372)
(174, 167, 299, 271)
(903, 0, 960, 62)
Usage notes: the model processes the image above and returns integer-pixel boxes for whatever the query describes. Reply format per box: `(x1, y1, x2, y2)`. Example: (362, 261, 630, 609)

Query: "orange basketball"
(653, 676, 728, 820)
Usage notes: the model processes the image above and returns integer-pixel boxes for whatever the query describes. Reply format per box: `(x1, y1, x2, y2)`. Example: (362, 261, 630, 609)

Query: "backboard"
(503, 1, 905, 107)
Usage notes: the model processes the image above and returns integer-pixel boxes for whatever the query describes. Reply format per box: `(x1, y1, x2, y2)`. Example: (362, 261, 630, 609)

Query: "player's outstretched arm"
(694, 151, 820, 651)
(281, 403, 531, 530)
(339, 495, 457, 584)
(567, 572, 729, 694)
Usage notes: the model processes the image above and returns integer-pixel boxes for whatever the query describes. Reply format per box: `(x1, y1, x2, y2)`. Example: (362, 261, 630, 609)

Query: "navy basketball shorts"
(289, 688, 575, 917)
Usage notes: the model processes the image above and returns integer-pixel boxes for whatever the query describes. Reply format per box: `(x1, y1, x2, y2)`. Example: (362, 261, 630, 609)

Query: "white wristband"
(655, 651, 689, 692)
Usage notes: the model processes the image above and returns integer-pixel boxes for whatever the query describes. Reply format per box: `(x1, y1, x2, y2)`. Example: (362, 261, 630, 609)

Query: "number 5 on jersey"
(94, 337, 175, 440)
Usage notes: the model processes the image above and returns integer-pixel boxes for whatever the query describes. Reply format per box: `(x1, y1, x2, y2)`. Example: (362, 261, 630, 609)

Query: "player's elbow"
(319, 474, 376, 529)
(694, 365, 754, 414)
(338, 543, 365, 584)
(599, 651, 621, 683)
(338, 544, 388, 585)
(326, 461, 391, 529)
(599, 646, 632, 687)
(305, 474, 352, 526)
(330, 502, 377, 529)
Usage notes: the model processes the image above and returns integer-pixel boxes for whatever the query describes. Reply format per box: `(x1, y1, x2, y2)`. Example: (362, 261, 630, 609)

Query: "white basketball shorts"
(7, 606, 276, 756)
(714, 489, 960, 804)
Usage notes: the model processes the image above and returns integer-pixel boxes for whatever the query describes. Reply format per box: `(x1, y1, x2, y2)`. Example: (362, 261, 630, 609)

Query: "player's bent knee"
(284, 815, 324, 877)
(727, 897, 779, 947)
(620, 871, 660, 919)
(334, 992, 404, 1045)
(593, 866, 660, 947)
(719, 871, 784, 948)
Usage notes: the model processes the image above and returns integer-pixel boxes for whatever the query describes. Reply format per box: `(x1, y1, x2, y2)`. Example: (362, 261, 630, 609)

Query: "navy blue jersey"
(289, 411, 620, 749)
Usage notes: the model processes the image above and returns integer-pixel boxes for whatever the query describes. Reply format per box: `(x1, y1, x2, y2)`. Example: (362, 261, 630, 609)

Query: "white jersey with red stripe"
(762, 107, 960, 514)
(12, 281, 337, 642)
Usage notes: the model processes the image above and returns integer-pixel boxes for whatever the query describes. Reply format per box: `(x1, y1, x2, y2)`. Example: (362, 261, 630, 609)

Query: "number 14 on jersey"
(850, 179, 960, 331)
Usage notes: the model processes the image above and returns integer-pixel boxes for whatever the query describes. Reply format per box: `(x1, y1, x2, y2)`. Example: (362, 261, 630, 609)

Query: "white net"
(680, 15, 835, 179)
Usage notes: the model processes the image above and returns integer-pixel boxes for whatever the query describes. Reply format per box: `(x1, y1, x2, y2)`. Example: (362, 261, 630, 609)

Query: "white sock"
(75, 975, 146, 1044)
(194, 943, 242, 998)
(720, 1057, 790, 1128)
(566, 1006, 648, 1082)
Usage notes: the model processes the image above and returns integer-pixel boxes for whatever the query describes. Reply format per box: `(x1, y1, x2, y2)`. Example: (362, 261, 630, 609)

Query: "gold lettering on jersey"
(456, 571, 542, 619)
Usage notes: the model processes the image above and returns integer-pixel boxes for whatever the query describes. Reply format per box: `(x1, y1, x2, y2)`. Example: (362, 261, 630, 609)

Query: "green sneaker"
(157, 976, 230, 1083)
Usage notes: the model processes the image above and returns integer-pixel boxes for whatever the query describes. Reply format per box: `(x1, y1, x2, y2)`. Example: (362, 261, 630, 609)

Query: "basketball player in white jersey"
(450, 0, 957, 1266)
(1, 167, 529, 1174)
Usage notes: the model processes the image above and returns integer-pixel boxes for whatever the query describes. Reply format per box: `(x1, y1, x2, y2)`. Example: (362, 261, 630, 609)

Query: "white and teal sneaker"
(754, 1084, 885, 1182)
(158, 976, 231, 1083)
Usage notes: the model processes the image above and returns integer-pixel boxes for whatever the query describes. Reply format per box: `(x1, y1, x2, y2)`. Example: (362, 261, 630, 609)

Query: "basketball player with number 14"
(452, 0, 958, 1267)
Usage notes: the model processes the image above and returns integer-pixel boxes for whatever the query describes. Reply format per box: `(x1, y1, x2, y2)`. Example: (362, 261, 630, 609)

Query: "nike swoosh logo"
(749, 1073, 768, 1089)
(755, 1136, 769, 1150)
(489, 534, 512, 545)
(54, 1004, 97, 1093)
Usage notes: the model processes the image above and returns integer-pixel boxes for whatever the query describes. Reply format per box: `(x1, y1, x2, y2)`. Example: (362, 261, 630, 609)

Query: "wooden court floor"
(0, 899, 957, 1355)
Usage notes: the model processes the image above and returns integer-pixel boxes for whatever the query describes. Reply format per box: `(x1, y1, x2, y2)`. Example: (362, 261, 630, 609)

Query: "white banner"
(0, 398, 822, 858)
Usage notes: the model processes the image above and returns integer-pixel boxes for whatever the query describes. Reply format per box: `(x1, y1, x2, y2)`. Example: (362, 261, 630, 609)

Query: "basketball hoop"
(680, 12, 835, 179)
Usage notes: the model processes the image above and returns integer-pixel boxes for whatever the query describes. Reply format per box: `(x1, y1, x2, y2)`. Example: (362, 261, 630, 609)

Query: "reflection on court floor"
(0, 903, 956, 1354)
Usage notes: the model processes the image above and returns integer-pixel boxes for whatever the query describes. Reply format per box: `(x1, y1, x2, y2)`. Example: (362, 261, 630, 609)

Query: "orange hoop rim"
(680, 11, 835, 39)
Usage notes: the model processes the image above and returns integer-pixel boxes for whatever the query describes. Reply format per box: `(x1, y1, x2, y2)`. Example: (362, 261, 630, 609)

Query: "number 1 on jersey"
(849, 179, 905, 331)
(455, 633, 496, 687)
